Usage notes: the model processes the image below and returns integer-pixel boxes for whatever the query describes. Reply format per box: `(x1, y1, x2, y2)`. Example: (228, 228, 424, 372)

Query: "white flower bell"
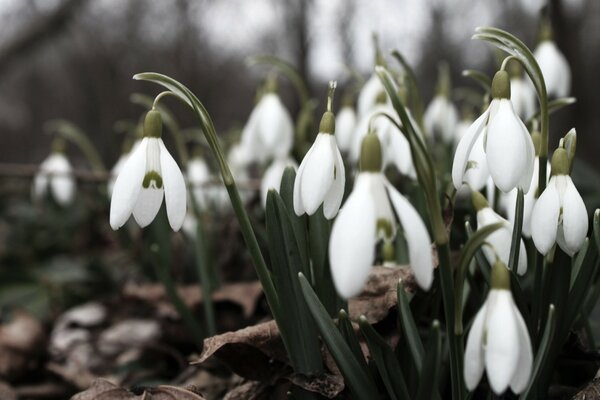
(473, 191, 527, 275)
(335, 104, 357, 153)
(240, 85, 294, 164)
(32, 139, 76, 206)
(510, 76, 536, 120)
(464, 260, 533, 394)
(187, 152, 211, 210)
(110, 110, 187, 231)
(531, 148, 588, 256)
(357, 73, 385, 118)
(534, 40, 570, 98)
(424, 95, 458, 142)
(293, 108, 345, 219)
(329, 133, 433, 298)
(261, 156, 297, 206)
(453, 70, 535, 193)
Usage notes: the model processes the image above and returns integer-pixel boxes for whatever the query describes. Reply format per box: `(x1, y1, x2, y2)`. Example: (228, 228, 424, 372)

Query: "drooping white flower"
(187, 155, 211, 210)
(453, 70, 535, 193)
(351, 102, 415, 179)
(510, 76, 536, 120)
(335, 105, 357, 153)
(357, 73, 385, 118)
(454, 117, 473, 143)
(32, 143, 76, 206)
(424, 95, 458, 142)
(329, 133, 433, 298)
(293, 110, 345, 219)
(240, 92, 294, 163)
(472, 191, 527, 275)
(108, 140, 141, 197)
(261, 156, 297, 206)
(464, 261, 532, 394)
(534, 40, 571, 98)
(110, 110, 186, 231)
(531, 148, 588, 256)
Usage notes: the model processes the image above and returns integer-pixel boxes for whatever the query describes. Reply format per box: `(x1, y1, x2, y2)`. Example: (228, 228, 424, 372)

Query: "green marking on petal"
(143, 171, 163, 189)
(377, 218, 394, 239)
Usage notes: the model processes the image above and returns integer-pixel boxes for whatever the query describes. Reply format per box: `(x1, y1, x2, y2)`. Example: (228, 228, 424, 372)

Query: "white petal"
(335, 107, 357, 152)
(510, 78, 536, 120)
(486, 99, 534, 193)
(45, 154, 75, 206)
(187, 158, 210, 209)
(531, 177, 561, 255)
(424, 96, 458, 142)
(485, 290, 520, 394)
(534, 41, 571, 98)
(558, 176, 588, 256)
(110, 139, 148, 230)
(329, 174, 377, 299)
(160, 140, 187, 231)
(293, 144, 314, 216)
(509, 302, 533, 394)
(464, 302, 488, 391)
(257, 94, 294, 158)
(357, 73, 384, 118)
(322, 142, 345, 219)
(261, 157, 297, 207)
(452, 110, 489, 190)
(133, 188, 164, 227)
(108, 154, 129, 197)
(387, 184, 433, 290)
(300, 134, 335, 215)
(463, 129, 489, 191)
(32, 171, 48, 201)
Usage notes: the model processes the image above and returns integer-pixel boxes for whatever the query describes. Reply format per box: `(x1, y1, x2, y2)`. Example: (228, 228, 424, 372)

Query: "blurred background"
(0, 0, 598, 167)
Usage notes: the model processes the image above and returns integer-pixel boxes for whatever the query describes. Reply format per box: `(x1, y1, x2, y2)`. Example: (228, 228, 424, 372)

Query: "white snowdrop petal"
(452, 110, 489, 190)
(463, 130, 489, 191)
(133, 188, 164, 228)
(187, 158, 210, 209)
(486, 100, 532, 193)
(293, 145, 313, 216)
(160, 140, 187, 231)
(531, 177, 561, 255)
(47, 154, 75, 206)
(300, 134, 335, 215)
(335, 107, 356, 152)
(329, 175, 377, 299)
(322, 144, 345, 219)
(110, 139, 148, 230)
(108, 154, 128, 197)
(485, 291, 520, 394)
(32, 171, 48, 201)
(387, 185, 434, 290)
(261, 158, 297, 207)
(535, 41, 571, 98)
(464, 302, 488, 390)
(357, 74, 384, 118)
(509, 302, 533, 394)
(559, 177, 588, 255)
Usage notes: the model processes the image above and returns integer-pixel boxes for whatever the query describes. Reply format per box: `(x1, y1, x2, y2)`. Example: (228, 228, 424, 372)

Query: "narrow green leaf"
(298, 273, 380, 400)
(359, 316, 411, 400)
(266, 191, 323, 374)
(465, 221, 491, 282)
(508, 188, 524, 274)
(396, 280, 424, 372)
(520, 305, 556, 400)
(461, 69, 491, 92)
(415, 321, 441, 400)
(246, 55, 311, 105)
(337, 310, 370, 375)
(391, 50, 425, 127)
(455, 221, 505, 334)
(526, 97, 576, 126)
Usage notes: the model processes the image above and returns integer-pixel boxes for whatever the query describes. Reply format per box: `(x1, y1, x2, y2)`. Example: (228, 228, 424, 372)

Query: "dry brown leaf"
(0, 311, 45, 380)
(71, 378, 206, 400)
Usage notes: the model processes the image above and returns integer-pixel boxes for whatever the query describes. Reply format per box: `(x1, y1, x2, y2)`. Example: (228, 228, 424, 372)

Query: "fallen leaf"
(0, 311, 45, 380)
(71, 378, 206, 400)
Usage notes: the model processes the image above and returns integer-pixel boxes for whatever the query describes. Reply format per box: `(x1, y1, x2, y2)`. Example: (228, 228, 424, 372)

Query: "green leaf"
(454, 221, 505, 334)
(266, 191, 323, 374)
(359, 316, 411, 400)
(415, 321, 441, 400)
(246, 55, 311, 105)
(391, 50, 425, 127)
(508, 188, 524, 274)
(526, 97, 576, 126)
(298, 273, 380, 400)
(461, 69, 492, 92)
(337, 310, 370, 375)
(396, 280, 424, 372)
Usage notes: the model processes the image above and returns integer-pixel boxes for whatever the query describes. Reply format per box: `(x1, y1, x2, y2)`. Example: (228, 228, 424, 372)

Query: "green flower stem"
(508, 188, 524, 274)
(246, 55, 311, 106)
(149, 243, 204, 349)
(45, 119, 106, 173)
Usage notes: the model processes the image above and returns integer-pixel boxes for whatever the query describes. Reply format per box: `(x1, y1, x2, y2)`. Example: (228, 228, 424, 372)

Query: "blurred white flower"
(534, 40, 571, 98)
(33, 150, 75, 206)
(110, 111, 186, 231)
(260, 156, 297, 206)
(531, 149, 587, 256)
(510, 76, 536, 120)
(464, 261, 532, 394)
(293, 129, 344, 219)
(454, 117, 473, 143)
(453, 71, 535, 193)
(240, 92, 294, 163)
(335, 105, 356, 153)
(424, 95, 458, 142)
(357, 73, 385, 118)
(187, 156, 211, 210)
(473, 191, 527, 275)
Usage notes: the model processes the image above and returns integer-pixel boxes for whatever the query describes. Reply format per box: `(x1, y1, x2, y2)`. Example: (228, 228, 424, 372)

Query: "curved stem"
(500, 55, 519, 71)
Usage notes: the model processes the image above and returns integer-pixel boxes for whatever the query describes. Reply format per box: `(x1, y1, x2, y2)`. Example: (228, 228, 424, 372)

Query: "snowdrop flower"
(534, 28, 571, 98)
(108, 139, 141, 197)
(454, 115, 473, 143)
(453, 70, 535, 193)
(187, 152, 211, 210)
(510, 75, 536, 120)
(110, 110, 186, 231)
(260, 156, 297, 206)
(294, 85, 345, 219)
(531, 148, 588, 256)
(424, 94, 458, 142)
(335, 104, 357, 153)
(464, 260, 532, 394)
(357, 73, 386, 118)
(329, 132, 433, 298)
(32, 138, 75, 206)
(351, 98, 415, 179)
(240, 86, 294, 164)
(473, 191, 527, 275)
